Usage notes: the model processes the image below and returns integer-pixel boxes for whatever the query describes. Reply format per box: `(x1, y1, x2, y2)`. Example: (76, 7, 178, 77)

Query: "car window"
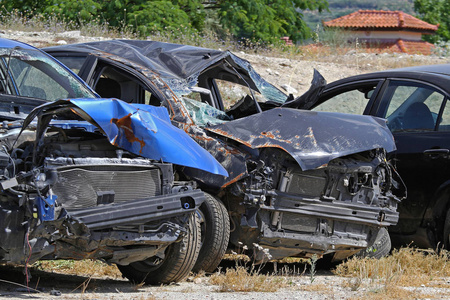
(52, 56, 87, 74)
(380, 81, 445, 132)
(438, 99, 450, 131)
(0, 48, 95, 101)
(311, 83, 378, 115)
(93, 65, 160, 105)
(214, 79, 268, 109)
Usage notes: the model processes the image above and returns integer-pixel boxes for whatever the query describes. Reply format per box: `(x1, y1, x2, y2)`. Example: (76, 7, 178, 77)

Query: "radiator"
(51, 164, 161, 209)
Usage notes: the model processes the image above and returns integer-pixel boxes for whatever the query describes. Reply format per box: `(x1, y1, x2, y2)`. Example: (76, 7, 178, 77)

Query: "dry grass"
(33, 259, 122, 279)
(209, 266, 287, 292)
(334, 247, 450, 299)
(335, 247, 449, 285)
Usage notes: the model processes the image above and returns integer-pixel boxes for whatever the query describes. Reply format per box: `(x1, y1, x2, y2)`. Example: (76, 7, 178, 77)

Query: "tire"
(117, 213, 201, 285)
(444, 208, 450, 250)
(355, 228, 391, 259)
(192, 193, 230, 273)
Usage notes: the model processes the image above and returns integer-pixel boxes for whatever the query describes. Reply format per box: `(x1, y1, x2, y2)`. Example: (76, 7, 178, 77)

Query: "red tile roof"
(301, 39, 435, 55)
(323, 10, 438, 32)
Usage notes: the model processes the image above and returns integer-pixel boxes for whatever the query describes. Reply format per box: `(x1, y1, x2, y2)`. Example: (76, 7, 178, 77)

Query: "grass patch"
(209, 266, 287, 292)
(33, 259, 122, 279)
(335, 247, 450, 299)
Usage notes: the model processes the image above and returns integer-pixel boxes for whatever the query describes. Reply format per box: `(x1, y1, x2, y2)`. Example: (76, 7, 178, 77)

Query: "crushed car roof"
(44, 40, 288, 103)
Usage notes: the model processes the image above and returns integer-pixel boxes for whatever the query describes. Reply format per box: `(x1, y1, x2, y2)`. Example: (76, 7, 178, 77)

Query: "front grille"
(51, 165, 161, 209)
(281, 213, 318, 233)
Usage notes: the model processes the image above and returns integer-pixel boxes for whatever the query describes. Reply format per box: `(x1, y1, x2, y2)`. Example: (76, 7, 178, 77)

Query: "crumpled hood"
(23, 98, 228, 176)
(206, 108, 396, 171)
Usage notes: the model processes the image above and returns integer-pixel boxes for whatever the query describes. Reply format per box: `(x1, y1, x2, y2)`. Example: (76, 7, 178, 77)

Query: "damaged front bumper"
(25, 188, 205, 265)
(68, 188, 205, 230)
(230, 148, 404, 261)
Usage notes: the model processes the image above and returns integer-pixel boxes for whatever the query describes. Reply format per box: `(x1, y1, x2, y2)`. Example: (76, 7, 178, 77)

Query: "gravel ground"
(0, 264, 449, 300)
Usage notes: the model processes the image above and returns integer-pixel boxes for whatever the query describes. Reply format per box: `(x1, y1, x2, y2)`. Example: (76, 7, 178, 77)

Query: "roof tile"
(323, 10, 438, 32)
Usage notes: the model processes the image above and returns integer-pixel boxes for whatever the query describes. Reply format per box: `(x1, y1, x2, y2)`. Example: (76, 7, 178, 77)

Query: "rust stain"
(111, 113, 146, 154)
(261, 131, 276, 139)
(206, 128, 253, 148)
(221, 172, 247, 189)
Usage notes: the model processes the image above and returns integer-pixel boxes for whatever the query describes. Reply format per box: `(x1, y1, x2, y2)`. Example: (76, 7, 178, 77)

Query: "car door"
(372, 79, 450, 237)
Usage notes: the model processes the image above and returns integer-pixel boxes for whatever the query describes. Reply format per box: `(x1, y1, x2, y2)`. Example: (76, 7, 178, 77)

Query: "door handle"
(424, 148, 449, 159)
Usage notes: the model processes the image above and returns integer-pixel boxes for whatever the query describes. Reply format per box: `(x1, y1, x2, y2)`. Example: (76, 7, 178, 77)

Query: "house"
(323, 10, 439, 55)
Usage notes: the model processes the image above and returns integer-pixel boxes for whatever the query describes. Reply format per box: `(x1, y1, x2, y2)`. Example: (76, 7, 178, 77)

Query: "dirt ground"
(1, 261, 449, 300)
(0, 30, 449, 299)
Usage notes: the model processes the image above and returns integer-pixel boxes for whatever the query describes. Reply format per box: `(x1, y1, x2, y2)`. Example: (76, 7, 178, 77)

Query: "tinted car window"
(312, 89, 370, 114)
(312, 82, 379, 115)
(380, 81, 445, 132)
(438, 99, 450, 131)
(52, 56, 87, 74)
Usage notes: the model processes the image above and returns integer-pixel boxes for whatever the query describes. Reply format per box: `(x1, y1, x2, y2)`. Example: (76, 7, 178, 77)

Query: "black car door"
(372, 79, 450, 239)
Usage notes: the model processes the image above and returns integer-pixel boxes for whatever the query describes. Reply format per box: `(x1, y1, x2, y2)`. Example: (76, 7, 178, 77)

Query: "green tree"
(44, 0, 101, 23)
(414, 0, 450, 43)
(0, 0, 328, 43)
(218, 0, 328, 43)
(100, 0, 204, 37)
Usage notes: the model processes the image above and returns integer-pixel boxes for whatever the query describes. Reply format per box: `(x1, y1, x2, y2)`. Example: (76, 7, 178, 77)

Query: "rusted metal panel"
(206, 107, 395, 170)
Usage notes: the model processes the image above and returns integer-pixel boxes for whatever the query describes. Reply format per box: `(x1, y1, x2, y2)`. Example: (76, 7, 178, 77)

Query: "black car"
(0, 38, 228, 285)
(293, 64, 450, 250)
(45, 40, 405, 265)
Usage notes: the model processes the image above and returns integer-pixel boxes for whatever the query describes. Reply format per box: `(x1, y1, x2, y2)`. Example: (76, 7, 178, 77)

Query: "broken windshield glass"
(181, 97, 231, 126)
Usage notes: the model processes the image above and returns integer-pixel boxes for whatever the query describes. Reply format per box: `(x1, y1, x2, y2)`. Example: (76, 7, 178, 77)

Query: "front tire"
(117, 213, 201, 285)
(444, 208, 450, 250)
(355, 227, 391, 259)
(192, 193, 230, 273)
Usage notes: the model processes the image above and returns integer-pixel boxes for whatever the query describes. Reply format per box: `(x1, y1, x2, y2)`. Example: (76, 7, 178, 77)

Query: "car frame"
(45, 40, 406, 264)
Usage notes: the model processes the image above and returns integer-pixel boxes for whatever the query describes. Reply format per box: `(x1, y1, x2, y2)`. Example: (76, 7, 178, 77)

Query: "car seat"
(96, 78, 121, 98)
(402, 102, 435, 130)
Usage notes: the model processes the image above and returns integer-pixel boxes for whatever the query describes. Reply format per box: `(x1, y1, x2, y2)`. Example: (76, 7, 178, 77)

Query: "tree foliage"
(414, 0, 450, 43)
(219, 0, 328, 42)
(0, 0, 329, 43)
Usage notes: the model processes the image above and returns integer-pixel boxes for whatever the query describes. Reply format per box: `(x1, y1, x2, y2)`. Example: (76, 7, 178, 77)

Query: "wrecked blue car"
(0, 38, 226, 284)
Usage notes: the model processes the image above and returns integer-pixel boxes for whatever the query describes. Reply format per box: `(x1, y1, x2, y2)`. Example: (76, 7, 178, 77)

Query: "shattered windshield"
(0, 47, 95, 101)
(179, 54, 287, 126)
(231, 54, 287, 104)
(181, 97, 231, 126)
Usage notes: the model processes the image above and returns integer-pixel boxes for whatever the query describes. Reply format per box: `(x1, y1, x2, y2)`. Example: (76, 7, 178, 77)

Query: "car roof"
(323, 64, 450, 94)
(44, 40, 287, 101)
(44, 40, 238, 81)
(379, 64, 450, 76)
(0, 37, 36, 50)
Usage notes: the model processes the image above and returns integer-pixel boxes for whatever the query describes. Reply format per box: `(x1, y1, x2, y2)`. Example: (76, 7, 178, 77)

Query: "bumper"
(269, 190, 399, 227)
(68, 189, 206, 230)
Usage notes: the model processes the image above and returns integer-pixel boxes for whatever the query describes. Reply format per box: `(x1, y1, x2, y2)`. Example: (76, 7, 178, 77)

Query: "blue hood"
(23, 98, 228, 176)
